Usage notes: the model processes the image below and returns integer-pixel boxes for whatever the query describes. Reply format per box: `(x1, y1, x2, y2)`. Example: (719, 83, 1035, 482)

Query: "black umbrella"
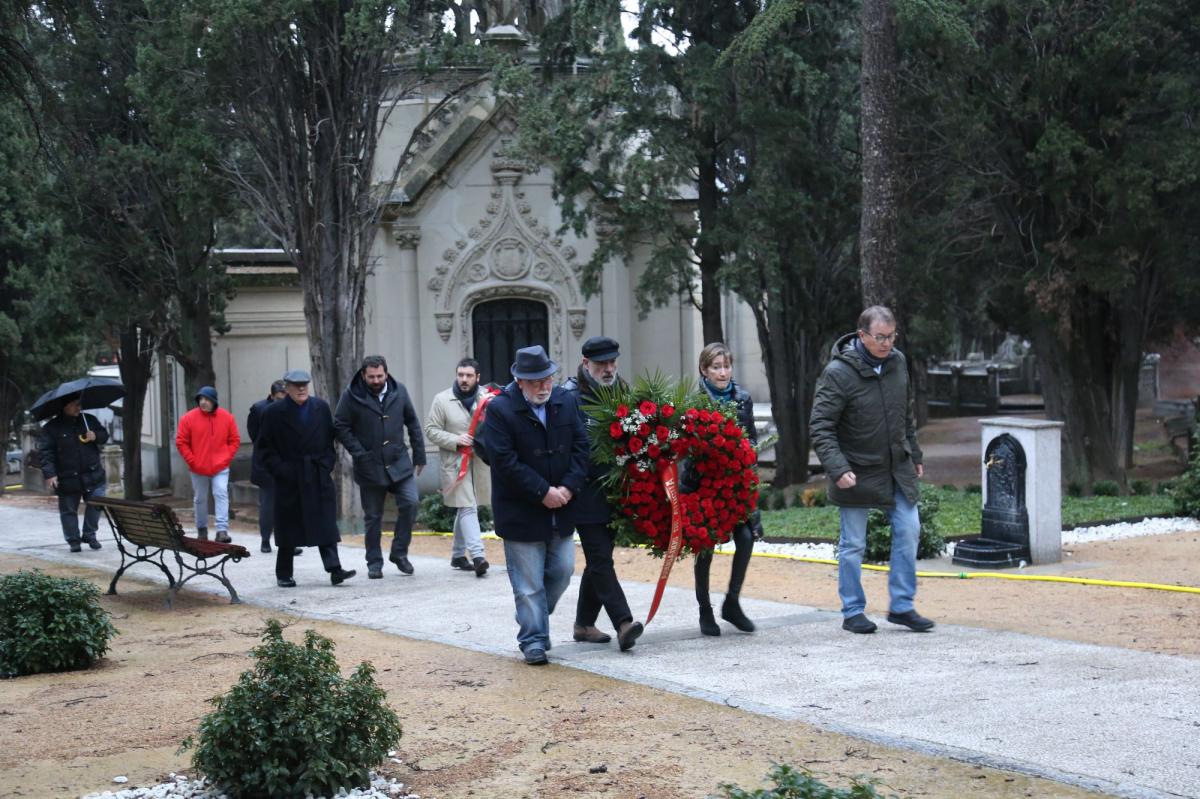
(30, 376, 127, 426)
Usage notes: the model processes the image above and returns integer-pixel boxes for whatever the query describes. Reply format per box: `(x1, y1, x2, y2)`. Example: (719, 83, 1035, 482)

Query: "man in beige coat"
(424, 357, 494, 577)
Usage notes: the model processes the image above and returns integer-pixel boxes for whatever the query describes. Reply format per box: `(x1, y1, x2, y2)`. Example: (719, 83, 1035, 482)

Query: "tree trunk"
(0, 375, 19, 497)
(696, 127, 726, 345)
(175, 287, 216, 400)
(859, 0, 900, 314)
(118, 325, 155, 501)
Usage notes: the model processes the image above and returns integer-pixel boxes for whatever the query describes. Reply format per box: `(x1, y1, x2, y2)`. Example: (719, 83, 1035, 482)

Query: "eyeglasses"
(861, 330, 900, 344)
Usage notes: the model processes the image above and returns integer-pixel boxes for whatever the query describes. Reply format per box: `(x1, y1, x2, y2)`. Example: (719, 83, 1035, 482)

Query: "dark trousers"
(360, 475, 418, 570)
(276, 543, 341, 580)
(575, 522, 633, 630)
(58, 483, 106, 543)
(257, 480, 275, 545)
(694, 523, 754, 607)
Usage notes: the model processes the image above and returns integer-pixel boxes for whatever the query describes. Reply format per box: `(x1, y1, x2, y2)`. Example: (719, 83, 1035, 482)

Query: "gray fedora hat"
(510, 345, 559, 380)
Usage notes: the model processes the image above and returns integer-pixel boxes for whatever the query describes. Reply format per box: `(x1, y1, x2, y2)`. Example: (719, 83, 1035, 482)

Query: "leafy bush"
(416, 493, 493, 533)
(1066, 481, 1084, 498)
(769, 490, 787, 511)
(1156, 480, 1173, 495)
(0, 570, 117, 678)
(1091, 480, 1120, 497)
(1129, 479, 1152, 496)
(718, 763, 894, 798)
(940, 483, 958, 492)
(801, 487, 828, 507)
(1169, 432, 1200, 517)
(964, 483, 982, 494)
(183, 620, 402, 799)
(865, 491, 945, 562)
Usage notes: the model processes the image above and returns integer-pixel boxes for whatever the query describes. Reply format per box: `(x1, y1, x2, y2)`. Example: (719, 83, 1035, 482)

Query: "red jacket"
(176, 406, 241, 476)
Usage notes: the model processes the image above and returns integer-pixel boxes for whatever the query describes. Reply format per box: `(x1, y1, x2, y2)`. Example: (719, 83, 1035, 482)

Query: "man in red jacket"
(176, 386, 241, 542)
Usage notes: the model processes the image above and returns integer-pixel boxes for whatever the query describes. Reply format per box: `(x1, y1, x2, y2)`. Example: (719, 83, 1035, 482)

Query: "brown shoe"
(572, 625, 612, 644)
(618, 620, 644, 652)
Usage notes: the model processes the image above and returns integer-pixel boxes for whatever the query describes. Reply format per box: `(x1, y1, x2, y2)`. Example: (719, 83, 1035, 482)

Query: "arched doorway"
(472, 298, 549, 386)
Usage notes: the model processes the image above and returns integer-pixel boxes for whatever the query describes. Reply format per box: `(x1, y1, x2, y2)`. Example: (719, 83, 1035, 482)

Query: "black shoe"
(618, 621, 644, 652)
(196, 528, 208, 540)
(842, 613, 877, 634)
(473, 557, 489, 577)
(390, 555, 414, 575)
(573, 625, 612, 644)
(215, 531, 232, 543)
(721, 596, 756, 633)
(84, 537, 102, 550)
(699, 606, 721, 636)
(277, 578, 297, 588)
(330, 568, 357, 585)
(261, 542, 272, 554)
(368, 568, 383, 579)
(450, 556, 473, 571)
(523, 648, 548, 665)
(293, 547, 304, 556)
(68, 541, 82, 553)
(887, 609, 935, 632)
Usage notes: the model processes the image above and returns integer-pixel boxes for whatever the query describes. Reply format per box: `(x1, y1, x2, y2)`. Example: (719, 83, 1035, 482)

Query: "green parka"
(809, 332, 923, 508)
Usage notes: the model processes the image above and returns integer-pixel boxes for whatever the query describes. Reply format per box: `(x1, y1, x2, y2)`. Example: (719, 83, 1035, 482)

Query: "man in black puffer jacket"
(810, 305, 933, 635)
(334, 355, 426, 579)
(39, 394, 108, 552)
(562, 336, 644, 652)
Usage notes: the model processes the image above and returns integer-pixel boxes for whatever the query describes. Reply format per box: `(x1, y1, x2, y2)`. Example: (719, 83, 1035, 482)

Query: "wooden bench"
(89, 496, 251, 606)
(1155, 398, 1198, 461)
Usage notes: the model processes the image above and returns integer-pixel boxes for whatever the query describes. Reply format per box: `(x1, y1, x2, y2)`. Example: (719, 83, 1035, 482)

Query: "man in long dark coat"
(255, 369, 356, 587)
(39, 393, 108, 552)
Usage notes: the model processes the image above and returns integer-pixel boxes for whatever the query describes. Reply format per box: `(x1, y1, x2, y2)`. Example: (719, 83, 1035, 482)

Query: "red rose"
(610, 421, 624, 439)
(617, 404, 630, 418)
(638, 422, 651, 437)
(699, 409, 712, 422)
(712, 411, 725, 423)
(686, 408, 700, 420)
(662, 404, 676, 418)
(629, 437, 645, 453)
(648, 444, 662, 458)
(639, 400, 658, 416)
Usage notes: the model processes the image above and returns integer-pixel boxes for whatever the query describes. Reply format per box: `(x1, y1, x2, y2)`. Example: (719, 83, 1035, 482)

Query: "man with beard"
(481, 345, 589, 665)
(424, 358, 494, 577)
(333, 355, 426, 579)
(562, 336, 643, 651)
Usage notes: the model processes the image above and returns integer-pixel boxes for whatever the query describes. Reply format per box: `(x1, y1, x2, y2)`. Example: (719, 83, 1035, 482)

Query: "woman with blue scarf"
(692, 342, 762, 636)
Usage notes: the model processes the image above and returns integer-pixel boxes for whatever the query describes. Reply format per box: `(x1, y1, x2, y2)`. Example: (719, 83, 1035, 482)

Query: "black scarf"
(853, 337, 886, 369)
(453, 382, 477, 415)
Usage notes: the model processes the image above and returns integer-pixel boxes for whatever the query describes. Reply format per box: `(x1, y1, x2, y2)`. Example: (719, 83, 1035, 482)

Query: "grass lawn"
(760, 487, 1178, 540)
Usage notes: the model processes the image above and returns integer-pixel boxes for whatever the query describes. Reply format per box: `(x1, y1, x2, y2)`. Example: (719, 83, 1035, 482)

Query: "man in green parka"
(810, 306, 935, 634)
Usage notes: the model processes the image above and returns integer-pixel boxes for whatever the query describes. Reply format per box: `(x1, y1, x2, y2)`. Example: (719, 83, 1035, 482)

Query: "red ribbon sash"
(453, 387, 499, 485)
(645, 461, 683, 625)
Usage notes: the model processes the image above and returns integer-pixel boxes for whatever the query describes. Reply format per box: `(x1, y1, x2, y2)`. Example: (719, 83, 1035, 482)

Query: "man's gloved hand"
(750, 510, 765, 541)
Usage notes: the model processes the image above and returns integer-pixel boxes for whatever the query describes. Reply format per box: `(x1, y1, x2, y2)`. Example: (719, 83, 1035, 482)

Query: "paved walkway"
(2, 504, 1197, 799)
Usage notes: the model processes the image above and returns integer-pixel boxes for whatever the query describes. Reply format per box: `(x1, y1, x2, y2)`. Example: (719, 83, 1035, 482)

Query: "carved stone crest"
(490, 239, 530, 280)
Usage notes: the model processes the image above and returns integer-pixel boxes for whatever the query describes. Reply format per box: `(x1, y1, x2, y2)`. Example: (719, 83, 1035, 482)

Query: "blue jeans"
(59, 483, 106, 543)
(837, 488, 920, 618)
(190, 468, 230, 533)
(360, 475, 418, 570)
(503, 535, 575, 653)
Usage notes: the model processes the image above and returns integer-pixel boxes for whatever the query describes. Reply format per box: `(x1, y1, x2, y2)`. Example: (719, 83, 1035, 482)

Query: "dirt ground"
(1, 513, 1197, 798)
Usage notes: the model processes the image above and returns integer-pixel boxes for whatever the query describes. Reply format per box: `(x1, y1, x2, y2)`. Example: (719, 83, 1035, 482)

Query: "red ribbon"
(453, 386, 499, 485)
(645, 460, 683, 625)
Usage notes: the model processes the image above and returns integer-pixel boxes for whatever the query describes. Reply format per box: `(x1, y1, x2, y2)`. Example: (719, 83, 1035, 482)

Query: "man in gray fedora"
(481, 345, 589, 665)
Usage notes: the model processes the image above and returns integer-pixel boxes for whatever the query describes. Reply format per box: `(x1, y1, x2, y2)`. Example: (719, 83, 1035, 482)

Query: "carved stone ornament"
(568, 308, 587, 338)
(392, 225, 421, 250)
(490, 239, 530, 280)
(435, 312, 454, 342)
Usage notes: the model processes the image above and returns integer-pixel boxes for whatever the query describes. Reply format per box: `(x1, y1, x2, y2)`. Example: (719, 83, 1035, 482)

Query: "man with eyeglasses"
(810, 305, 934, 634)
(480, 345, 589, 665)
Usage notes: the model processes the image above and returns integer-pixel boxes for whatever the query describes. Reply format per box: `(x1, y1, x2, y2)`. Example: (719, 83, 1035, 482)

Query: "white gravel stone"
(81, 772, 420, 799)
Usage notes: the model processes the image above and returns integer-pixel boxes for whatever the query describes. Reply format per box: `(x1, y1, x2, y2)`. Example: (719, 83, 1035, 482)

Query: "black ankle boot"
(699, 605, 721, 636)
(721, 595, 756, 632)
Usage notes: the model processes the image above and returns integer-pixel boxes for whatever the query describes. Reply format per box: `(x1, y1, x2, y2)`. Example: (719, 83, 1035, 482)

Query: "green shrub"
(788, 489, 805, 508)
(769, 489, 787, 511)
(0, 570, 117, 678)
(1091, 480, 1120, 497)
(416, 493, 493, 532)
(1129, 479, 1152, 496)
(864, 491, 945, 563)
(1156, 480, 1173, 495)
(964, 483, 982, 494)
(718, 763, 894, 798)
(1169, 431, 1200, 517)
(940, 483, 958, 492)
(1066, 481, 1084, 498)
(183, 620, 402, 799)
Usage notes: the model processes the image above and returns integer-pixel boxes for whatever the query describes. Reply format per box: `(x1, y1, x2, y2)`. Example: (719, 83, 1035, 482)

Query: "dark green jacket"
(809, 333, 923, 507)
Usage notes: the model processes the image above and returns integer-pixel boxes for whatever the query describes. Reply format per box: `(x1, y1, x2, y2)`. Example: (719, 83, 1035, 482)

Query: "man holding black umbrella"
(38, 394, 108, 552)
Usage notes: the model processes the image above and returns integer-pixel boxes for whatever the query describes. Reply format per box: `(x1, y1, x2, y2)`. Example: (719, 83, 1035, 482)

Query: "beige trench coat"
(424, 387, 492, 508)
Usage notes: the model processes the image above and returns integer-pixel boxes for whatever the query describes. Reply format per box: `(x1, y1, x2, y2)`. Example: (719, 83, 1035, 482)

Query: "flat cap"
(283, 368, 312, 384)
(581, 335, 620, 362)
